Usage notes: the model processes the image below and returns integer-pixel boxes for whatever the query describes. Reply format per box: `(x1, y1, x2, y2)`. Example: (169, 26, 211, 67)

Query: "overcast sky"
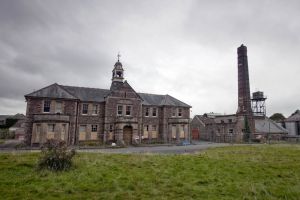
(0, 0, 299, 118)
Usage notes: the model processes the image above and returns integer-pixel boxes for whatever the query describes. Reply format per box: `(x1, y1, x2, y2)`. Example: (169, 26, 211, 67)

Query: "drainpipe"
(74, 100, 79, 145)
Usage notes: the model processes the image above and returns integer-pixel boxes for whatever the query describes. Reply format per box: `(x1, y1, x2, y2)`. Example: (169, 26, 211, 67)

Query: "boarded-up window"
(61, 124, 66, 140)
(108, 132, 114, 140)
(152, 125, 158, 139)
(79, 125, 87, 141)
(172, 125, 176, 139)
(143, 125, 149, 139)
(180, 125, 185, 138)
(91, 132, 97, 140)
(47, 124, 55, 140)
(55, 101, 62, 113)
(36, 124, 41, 142)
(48, 124, 55, 132)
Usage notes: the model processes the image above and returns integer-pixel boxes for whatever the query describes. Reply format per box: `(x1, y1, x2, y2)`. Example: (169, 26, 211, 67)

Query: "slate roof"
(255, 117, 288, 134)
(285, 110, 300, 122)
(25, 83, 191, 107)
(61, 85, 111, 102)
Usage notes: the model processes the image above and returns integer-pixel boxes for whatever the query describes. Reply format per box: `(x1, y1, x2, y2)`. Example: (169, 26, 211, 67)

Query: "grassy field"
(0, 145, 300, 200)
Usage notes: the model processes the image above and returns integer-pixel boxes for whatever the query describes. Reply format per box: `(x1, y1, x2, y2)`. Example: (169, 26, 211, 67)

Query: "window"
(126, 106, 132, 116)
(79, 125, 87, 133)
(229, 129, 234, 134)
(48, 124, 55, 132)
(145, 107, 149, 117)
(117, 105, 123, 116)
(44, 100, 51, 113)
(172, 108, 176, 117)
(35, 124, 41, 142)
(92, 125, 98, 132)
(55, 101, 62, 113)
(109, 124, 113, 132)
(152, 125, 157, 131)
(180, 125, 185, 138)
(82, 104, 88, 114)
(152, 108, 157, 117)
(178, 108, 182, 117)
(61, 124, 66, 140)
(143, 125, 149, 139)
(152, 125, 158, 139)
(79, 125, 87, 141)
(228, 119, 233, 123)
(92, 104, 98, 115)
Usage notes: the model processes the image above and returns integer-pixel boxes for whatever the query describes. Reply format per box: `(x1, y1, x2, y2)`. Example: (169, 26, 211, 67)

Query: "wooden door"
(123, 126, 133, 145)
(192, 129, 200, 140)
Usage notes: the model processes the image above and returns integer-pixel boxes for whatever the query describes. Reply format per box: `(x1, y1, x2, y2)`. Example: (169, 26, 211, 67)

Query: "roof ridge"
(61, 84, 110, 91)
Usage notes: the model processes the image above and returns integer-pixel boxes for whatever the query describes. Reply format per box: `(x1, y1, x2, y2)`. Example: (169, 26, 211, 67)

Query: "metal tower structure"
(251, 91, 267, 117)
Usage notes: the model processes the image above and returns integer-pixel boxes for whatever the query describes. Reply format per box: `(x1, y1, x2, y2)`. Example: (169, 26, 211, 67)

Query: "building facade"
(24, 59, 191, 146)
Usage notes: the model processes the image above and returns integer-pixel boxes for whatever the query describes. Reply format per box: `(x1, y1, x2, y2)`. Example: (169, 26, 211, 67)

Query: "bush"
(38, 139, 76, 171)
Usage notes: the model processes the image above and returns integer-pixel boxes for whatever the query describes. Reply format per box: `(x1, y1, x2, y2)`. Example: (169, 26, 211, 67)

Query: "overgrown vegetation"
(0, 145, 300, 199)
(0, 128, 14, 139)
(38, 139, 76, 171)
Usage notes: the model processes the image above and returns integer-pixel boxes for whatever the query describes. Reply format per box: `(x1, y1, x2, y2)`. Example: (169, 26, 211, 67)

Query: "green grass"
(1, 145, 300, 200)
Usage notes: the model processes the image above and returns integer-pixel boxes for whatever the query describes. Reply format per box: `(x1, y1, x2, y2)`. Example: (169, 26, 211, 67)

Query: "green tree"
(269, 113, 285, 122)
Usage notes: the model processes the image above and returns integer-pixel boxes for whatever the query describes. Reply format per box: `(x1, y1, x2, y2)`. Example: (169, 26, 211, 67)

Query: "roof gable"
(25, 83, 77, 99)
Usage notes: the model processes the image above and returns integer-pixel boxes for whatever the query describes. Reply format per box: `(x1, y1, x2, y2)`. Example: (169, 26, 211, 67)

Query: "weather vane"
(117, 52, 121, 62)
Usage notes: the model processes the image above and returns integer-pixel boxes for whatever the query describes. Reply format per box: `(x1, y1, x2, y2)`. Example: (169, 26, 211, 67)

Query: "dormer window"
(43, 100, 51, 113)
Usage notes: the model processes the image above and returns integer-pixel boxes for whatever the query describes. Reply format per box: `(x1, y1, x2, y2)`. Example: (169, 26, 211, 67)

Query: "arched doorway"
(123, 126, 133, 145)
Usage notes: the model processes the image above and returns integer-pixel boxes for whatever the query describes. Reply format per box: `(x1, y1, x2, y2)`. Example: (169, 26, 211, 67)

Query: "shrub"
(38, 139, 76, 171)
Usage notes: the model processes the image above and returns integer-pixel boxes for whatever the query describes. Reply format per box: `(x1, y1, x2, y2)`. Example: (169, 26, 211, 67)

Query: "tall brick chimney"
(236, 44, 255, 136)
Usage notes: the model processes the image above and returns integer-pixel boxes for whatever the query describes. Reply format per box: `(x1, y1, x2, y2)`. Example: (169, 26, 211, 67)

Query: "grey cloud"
(0, 0, 299, 117)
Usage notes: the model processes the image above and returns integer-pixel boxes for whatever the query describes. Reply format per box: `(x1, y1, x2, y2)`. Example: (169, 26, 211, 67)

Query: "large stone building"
(24, 58, 191, 146)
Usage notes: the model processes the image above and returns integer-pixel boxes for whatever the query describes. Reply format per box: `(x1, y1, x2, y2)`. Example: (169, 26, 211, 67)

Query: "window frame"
(92, 104, 98, 115)
(125, 105, 132, 116)
(171, 108, 176, 117)
(91, 124, 98, 132)
(117, 105, 123, 116)
(152, 107, 157, 117)
(82, 104, 89, 115)
(145, 107, 149, 117)
(43, 100, 51, 113)
(178, 108, 182, 117)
